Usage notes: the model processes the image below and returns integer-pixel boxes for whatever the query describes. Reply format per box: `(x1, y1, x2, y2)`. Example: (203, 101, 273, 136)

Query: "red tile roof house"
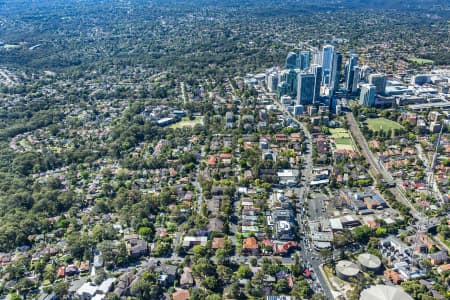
(274, 241, 298, 256)
(274, 134, 288, 143)
(437, 263, 450, 273)
(289, 133, 302, 142)
(172, 289, 190, 300)
(212, 237, 225, 249)
(243, 237, 259, 255)
(207, 155, 218, 166)
(79, 261, 90, 273)
(57, 266, 65, 278)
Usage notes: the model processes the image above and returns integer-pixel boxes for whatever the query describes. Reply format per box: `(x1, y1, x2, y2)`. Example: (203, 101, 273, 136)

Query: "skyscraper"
(285, 52, 298, 69)
(312, 51, 322, 66)
(278, 69, 289, 83)
(277, 82, 289, 98)
(331, 52, 342, 92)
(287, 69, 299, 98)
(311, 64, 322, 103)
(267, 73, 279, 93)
(345, 53, 358, 93)
(360, 84, 376, 107)
(351, 66, 360, 94)
(368, 73, 387, 95)
(298, 51, 311, 70)
(360, 65, 372, 81)
(322, 45, 335, 85)
(297, 73, 315, 106)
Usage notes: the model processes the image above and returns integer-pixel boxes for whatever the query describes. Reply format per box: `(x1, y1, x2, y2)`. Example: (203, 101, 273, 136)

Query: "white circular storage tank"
(358, 253, 382, 272)
(360, 285, 413, 300)
(335, 260, 359, 281)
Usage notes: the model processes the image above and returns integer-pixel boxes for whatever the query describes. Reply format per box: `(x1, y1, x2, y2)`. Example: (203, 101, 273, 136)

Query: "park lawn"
(407, 57, 434, 65)
(170, 116, 204, 128)
(366, 117, 403, 132)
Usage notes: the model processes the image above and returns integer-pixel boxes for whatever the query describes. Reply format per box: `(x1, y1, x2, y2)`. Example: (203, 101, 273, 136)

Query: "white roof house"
(97, 278, 116, 294)
(76, 283, 97, 300)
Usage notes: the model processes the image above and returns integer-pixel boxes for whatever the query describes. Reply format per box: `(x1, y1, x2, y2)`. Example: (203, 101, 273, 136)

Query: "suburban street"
(346, 112, 449, 253)
(193, 145, 206, 214)
(415, 143, 444, 203)
(346, 112, 420, 217)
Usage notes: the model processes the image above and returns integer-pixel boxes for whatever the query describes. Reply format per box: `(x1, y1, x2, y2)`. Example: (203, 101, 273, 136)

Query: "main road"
(272, 96, 333, 299)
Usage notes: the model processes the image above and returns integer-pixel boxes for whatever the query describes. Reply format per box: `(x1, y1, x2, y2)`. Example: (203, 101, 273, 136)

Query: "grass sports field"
(330, 128, 355, 151)
(170, 116, 204, 128)
(407, 57, 434, 65)
(366, 118, 403, 132)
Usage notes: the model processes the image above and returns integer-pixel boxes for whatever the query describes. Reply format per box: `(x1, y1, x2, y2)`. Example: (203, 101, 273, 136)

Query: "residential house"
(126, 238, 148, 258)
(274, 134, 288, 143)
(208, 197, 221, 216)
(172, 289, 190, 300)
(437, 264, 450, 273)
(156, 264, 178, 287)
(212, 237, 226, 249)
(180, 267, 194, 288)
(97, 278, 116, 295)
(76, 283, 97, 300)
(114, 272, 134, 297)
(429, 251, 448, 265)
(243, 237, 259, 255)
(273, 241, 298, 256)
(417, 233, 436, 253)
(207, 155, 218, 166)
(182, 236, 207, 250)
(211, 186, 225, 196)
(65, 265, 78, 276)
(57, 267, 65, 278)
(79, 261, 90, 273)
(208, 218, 224, 233)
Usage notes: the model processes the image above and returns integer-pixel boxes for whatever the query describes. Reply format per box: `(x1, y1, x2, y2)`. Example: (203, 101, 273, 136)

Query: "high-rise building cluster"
(267, 46, 387, 109)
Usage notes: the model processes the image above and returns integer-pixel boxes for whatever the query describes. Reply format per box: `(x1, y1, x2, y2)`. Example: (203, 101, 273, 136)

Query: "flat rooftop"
(408, 101, 450, 110)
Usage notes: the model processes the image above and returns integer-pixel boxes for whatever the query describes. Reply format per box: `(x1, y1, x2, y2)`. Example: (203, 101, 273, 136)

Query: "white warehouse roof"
(360, 285, 413, 300)
(329, 218, 344, 230)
